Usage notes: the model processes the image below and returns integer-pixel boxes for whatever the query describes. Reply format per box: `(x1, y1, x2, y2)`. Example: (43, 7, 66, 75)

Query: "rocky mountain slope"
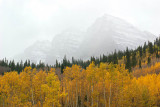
(14, 14, 156, 64)
(79, 14, 156, 59)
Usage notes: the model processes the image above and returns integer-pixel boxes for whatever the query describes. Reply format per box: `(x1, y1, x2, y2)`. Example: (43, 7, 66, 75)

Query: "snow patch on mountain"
(14, 14, 157, 64)
(14, 40, 51, 63)
(79, 14, 156, 59)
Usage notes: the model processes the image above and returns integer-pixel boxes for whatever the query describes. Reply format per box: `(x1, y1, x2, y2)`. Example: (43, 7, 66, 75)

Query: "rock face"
(79, 14, 156, 59)
(46, 31, 85, 64)
(15, 14, 156, 64)
(14, 40, 52, 63)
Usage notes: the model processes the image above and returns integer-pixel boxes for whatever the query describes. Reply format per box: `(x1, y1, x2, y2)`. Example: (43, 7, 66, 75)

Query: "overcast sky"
(0, 0, 160, 59)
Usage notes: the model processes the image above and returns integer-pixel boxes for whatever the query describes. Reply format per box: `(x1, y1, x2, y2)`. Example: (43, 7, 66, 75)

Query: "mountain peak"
(102, 14, 119, 20)
(14, 15, 156, 64)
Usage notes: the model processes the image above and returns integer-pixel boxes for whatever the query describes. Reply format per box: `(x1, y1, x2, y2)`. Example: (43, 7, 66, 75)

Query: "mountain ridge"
(14, 14, 156, 64)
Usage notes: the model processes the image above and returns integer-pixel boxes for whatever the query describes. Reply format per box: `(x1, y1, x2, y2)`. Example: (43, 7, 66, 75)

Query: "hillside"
(14, 14, 156, 64)
(79, 14, 156, 58)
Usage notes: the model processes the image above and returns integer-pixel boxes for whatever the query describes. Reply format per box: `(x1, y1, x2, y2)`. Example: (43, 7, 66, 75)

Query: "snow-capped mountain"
(46, 30, 85, 64)
(14, 14, 156, 64)
(14, 40, 52, 63)
(79, 14, 156, 59)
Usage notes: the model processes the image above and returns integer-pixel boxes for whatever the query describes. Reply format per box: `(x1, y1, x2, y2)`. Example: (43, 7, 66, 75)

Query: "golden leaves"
(1, 63, 160, 106)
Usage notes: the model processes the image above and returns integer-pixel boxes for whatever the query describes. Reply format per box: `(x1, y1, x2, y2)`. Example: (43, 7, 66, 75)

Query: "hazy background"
(0, 0, 160, 59)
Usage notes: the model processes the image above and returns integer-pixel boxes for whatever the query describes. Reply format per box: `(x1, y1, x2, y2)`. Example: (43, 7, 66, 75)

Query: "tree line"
(58, 37, 160, 73)
(0, 59, 52, 74)
(1, 37, 160, 74)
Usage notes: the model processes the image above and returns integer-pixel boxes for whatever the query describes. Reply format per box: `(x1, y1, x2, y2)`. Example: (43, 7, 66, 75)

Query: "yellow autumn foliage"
(0, 62, 160, 107)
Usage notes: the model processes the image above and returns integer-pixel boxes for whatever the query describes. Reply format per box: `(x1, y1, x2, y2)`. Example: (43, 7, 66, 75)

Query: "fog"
(0, 0, 160, 59)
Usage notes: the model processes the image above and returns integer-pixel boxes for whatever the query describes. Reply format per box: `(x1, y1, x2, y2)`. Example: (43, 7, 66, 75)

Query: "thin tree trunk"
(81, 83, 83, 107)
(109, 83, 111, 107)
(40, 87, 43, 107)
(73, 101, 74, 107)
(2, 94, 5, 107)
(97, 95, 98, 107)
(67, 86, 70, 107)
(104, 82, 106, 107)
(30, 74, 34, 106)
(72, 89, 74, 107)
(88, 83, 91, 107)
(92, 79, 94, 107)
(61, 76, 64, 107)
(3, 99, 4, 107)
(64, 82, 67, 107)
(31, 87, 35, 106)
(104, 88, 106, 107)
(76, 82, 78, 107)
(87, 89, 89, 107)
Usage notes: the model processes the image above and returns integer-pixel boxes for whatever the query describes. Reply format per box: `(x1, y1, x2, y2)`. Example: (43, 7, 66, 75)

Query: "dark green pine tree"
(58, 63, 61, 68)
(37, 60, 45, 69)
(61, 64, 64, 74)
(4, 57, 8, 67)
(24, 60, 28, 68)
(102, 54, 107, 62)
(132, 51, 137, 67)
(63, 55, 67, 67)
(19, 60, 23, 72)
(108, 55, 113, 63)
(156, 49, 159, 58)
(0, 58, 8, 67)
(11, 60, 16, 71)
(16, 62, 20, 73)
(67, 60, 71, 67)
(147, 56, 151, 65)
(157, 37, 160, 47)
(138, 46, 143, 58)
(100, 55, 102, 63)
(56, 60, 59, 68)
(125, 47, 131, 72)
(0, 59, 5, 66)
(72, 57, 75, 64)
(31, 63, 36, 69)
(95, 58, 100, 65)
(148, 42, 153, 54)
(139, 59, 142, 68)
(117, 50, 124, 59)
(143, 42, 147, 56)
(9, 61, 11, 68)
(91, 56, 95, 62)
(27, 60, 30, 66)
(113, 51, 118, 64)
